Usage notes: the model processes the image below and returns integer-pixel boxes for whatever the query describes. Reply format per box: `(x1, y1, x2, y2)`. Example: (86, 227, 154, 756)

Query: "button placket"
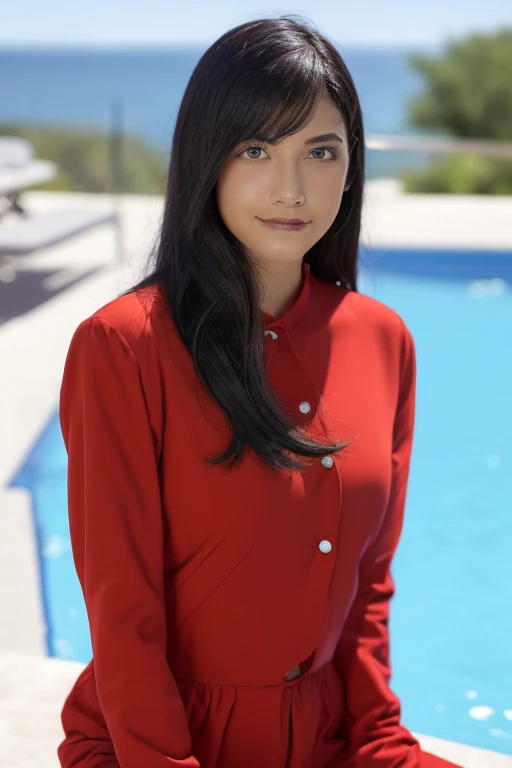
(318, 456, 335, 556)
(296, 447, 342, 671)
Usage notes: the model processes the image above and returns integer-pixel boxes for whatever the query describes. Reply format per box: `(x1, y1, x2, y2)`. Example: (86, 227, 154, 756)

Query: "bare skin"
(216, 91, 352, 319)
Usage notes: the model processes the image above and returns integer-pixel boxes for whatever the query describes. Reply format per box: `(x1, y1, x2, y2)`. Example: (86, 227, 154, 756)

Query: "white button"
(299, 401, 310, 414)
(319, 540, 332, 553)
(321, 455, 334, 468)
(335, 280, 341, 286)
(264, 330, 278, 339)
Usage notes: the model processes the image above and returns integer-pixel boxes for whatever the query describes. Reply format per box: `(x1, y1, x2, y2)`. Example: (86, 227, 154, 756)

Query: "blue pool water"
(9, 247, 512, 755)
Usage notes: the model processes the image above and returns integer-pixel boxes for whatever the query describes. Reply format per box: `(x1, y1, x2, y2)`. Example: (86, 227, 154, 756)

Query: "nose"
(270, 164, 305, 206)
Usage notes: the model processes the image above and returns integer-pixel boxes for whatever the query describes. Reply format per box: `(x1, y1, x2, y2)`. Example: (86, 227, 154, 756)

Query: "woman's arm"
(59, 316, 199, 768)
(334, 317, 460, 768)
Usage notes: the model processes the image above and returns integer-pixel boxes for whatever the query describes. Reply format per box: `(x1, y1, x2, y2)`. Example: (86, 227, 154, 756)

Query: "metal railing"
(366, 134, 512, 159)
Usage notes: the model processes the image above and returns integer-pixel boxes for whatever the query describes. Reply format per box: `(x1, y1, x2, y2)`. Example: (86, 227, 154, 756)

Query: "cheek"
(323, 180, 346, 221)
(217, 170, 258, 210)
(309, 180, 344, 219)
(216, 182, 254, 239)
(324, 167, 347, 197)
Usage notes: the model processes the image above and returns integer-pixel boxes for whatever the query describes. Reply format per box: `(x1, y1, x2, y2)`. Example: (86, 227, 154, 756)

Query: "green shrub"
(401, 155, 512, 194)
(0, 123, 168, 195)
(400, 28, 512, 194)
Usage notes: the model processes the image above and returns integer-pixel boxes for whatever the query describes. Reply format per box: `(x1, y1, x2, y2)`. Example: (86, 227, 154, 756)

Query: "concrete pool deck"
(0, 181, 511, 767)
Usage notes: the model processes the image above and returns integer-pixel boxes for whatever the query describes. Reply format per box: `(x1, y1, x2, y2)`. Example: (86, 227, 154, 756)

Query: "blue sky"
(2, 0, 511, 48)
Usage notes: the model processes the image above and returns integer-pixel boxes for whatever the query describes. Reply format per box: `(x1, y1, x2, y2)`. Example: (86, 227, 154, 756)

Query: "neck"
(256, 260, 305, 320)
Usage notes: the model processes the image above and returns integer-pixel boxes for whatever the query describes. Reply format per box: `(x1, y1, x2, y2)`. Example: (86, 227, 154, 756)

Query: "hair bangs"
(217, 42, 328, 157)
(249, 63, 327, 146)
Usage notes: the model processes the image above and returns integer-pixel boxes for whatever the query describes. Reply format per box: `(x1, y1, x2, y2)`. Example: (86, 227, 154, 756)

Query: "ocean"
(0, 46, 439, 178)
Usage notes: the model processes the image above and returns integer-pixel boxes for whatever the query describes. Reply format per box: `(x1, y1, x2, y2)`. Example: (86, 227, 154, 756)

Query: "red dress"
(57, 260, 461, 767)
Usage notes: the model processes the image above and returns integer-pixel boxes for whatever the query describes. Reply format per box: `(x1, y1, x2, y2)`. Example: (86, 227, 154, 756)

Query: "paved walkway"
(1, 183, 511, 767)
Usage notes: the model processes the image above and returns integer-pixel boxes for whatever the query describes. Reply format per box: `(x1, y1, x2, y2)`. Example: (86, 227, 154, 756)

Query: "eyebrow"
(266, 132, 344, 146)
(304, 133, 344, 145)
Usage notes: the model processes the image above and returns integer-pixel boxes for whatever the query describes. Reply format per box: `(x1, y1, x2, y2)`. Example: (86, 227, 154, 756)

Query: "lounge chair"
(0, 136, 58, 218)
(0, 136, 121, 263)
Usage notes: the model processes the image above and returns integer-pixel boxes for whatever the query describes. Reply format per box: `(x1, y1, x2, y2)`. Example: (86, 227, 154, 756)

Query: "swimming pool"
(9, 246, 512, 755)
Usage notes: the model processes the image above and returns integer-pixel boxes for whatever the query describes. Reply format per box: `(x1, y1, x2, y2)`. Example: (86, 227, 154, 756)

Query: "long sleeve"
(59, 316, 200, 768)
(334, 318, 460, 768)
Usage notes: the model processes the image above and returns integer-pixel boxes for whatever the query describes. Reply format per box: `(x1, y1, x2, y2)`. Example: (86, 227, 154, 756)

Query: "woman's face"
(216, 93, 351, 270)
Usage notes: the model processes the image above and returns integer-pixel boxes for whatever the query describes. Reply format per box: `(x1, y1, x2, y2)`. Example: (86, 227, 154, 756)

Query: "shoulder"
(311, 274, 414, 352)
(68, 283, 171, 361)
(344, 288, 413, 349)
(60, 285, 169, 456)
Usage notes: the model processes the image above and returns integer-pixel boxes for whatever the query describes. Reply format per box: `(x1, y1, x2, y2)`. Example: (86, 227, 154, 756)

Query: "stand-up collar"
(262, 261, 311, 331)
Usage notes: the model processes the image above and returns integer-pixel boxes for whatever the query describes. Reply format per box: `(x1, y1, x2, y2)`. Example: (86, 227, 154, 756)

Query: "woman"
(57, 16, 462, 768)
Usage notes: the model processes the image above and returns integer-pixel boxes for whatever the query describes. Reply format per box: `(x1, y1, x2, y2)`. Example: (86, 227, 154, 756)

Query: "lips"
(263, 218, 306, 224)
(258, 217, 309, 232)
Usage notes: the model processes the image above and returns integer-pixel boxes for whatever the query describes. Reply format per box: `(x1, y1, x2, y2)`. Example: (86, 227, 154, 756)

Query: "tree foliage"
(400, 28, 512, 194)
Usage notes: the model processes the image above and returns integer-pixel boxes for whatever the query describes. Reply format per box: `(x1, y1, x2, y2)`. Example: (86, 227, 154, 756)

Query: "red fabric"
(58, 261, 461, 767)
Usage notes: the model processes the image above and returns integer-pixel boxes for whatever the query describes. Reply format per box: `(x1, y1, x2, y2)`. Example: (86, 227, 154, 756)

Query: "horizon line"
(0, 40, 444, 52)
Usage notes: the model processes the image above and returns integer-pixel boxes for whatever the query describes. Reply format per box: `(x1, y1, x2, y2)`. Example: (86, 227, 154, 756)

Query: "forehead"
(310, 95, 345, 125)
(279, 95, 347, 142)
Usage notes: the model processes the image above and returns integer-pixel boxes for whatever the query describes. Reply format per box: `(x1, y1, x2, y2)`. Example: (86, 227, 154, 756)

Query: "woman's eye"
(310, 147, 339, 160)
(241, 145, 338, 160)
(243, 146, 266, 159)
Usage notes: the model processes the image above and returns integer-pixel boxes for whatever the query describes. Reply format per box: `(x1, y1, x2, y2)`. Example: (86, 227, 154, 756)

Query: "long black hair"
(120, 14, 365, 473)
